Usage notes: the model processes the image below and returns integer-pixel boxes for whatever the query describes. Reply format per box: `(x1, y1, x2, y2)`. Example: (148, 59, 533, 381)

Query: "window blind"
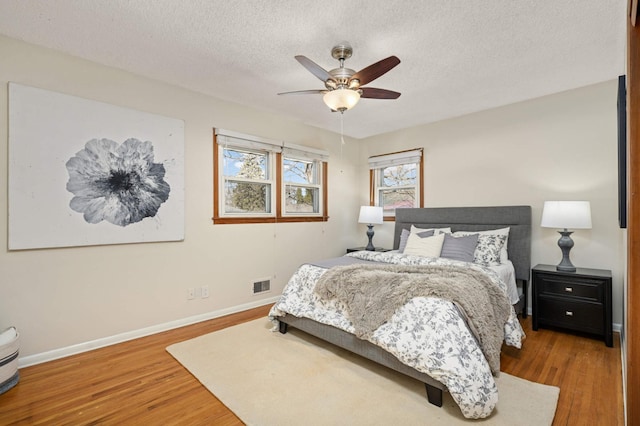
(282, 142, 329, 162)
(215, 129, 328, 160)
(368, 149, 423, 169)
(215, 128, 282, 153)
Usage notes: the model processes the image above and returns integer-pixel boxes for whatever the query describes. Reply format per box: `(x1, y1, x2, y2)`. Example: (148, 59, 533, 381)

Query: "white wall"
(360, 80, 625, 325)
(0, 35, 362, 360)
(0, 34, 624, 363)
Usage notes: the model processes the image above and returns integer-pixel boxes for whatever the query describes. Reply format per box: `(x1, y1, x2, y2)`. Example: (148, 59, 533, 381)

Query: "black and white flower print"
(65, 138, 170, 227)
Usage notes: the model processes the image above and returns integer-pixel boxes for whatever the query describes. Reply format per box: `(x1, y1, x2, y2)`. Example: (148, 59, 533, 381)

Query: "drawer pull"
(564, 287, 573, 293)
(565, 311, 574, 316)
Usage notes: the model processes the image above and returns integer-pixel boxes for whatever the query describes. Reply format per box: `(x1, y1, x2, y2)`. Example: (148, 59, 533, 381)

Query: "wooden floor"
(0, 305, 623, 425)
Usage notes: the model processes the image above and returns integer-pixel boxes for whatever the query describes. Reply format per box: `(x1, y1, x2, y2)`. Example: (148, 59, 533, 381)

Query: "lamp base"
(556, 264, 577, 273)
(365, 224, 375, 251)
(556, 230, 576, 272)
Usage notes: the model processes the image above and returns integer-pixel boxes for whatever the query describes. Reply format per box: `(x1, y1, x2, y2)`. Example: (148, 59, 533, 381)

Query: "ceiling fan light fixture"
(323, 88, 360, 112)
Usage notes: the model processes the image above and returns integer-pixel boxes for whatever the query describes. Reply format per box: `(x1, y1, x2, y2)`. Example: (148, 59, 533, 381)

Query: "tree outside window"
(223, 148, 271, 214)
(378, 163, 417, 214)
(283, 157, 320, 214)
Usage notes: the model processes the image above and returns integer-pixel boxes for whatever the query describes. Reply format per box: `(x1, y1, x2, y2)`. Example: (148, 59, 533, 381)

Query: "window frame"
(368, 148, 424, 221)
(213, 129, 329, 224)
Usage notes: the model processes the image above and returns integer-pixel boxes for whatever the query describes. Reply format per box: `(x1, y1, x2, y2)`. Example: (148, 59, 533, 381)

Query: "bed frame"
(278, 205, 532, 407)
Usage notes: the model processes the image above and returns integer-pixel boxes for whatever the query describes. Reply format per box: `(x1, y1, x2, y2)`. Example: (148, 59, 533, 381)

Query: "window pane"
(379, 188, 415, 213)
(283, 158, 316, 184)
(381, 164, 416, 187)
(224, 148, 267, 180)
(285, 185, 318, 213)
(225, 181, 270, 213)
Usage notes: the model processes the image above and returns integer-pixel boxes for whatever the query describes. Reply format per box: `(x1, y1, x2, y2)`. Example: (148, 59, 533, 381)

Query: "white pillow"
(410, 225, 452, 235)
(453, 227, 510, 262)
(398, 228, 434, 252)
(403, 232, 445, 258)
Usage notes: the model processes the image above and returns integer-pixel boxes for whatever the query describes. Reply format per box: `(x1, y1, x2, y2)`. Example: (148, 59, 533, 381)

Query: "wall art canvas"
(8, 83, 185, 250)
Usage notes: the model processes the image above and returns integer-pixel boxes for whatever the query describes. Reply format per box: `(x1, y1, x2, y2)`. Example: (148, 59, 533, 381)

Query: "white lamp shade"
(541, 201, 592, 229)
(358, 206, 383, 224)
(323, 89, 360, 111)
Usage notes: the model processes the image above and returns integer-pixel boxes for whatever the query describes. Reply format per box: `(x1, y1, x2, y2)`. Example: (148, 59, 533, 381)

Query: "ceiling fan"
(278, 43, 401, 113)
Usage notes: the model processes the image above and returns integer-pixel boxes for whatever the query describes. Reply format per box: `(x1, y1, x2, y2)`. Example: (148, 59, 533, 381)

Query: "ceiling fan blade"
(277, 89, 326, 95)
(360, 87, 401, 99)
(351, 56, 401, 86)
(295, 55, 333, 82)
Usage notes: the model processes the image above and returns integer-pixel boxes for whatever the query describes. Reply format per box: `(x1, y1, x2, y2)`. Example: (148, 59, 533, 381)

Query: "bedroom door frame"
(627, 1, 640, 424)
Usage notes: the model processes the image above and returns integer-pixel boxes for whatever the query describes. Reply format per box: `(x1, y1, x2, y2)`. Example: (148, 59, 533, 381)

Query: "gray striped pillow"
(440, 233, 478, 262)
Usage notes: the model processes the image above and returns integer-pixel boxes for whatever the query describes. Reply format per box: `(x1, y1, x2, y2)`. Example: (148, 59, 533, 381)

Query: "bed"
(269, 206, 531, 419)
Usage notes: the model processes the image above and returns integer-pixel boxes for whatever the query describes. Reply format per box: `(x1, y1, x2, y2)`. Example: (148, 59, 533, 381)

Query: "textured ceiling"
(0, 0, 627, 139)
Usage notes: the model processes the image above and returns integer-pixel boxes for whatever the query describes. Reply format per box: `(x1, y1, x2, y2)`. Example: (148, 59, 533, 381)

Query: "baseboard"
(18, 296, 280, 368)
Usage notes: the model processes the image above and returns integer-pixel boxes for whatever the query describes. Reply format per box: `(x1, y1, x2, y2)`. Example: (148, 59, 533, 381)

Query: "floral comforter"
(268, 251, 525, 419)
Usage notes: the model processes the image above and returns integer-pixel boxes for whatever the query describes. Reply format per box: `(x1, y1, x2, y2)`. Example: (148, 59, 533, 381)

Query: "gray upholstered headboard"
(394, 206, 532, 282)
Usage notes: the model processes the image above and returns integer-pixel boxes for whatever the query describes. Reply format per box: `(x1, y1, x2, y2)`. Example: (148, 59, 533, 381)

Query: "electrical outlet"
(201, 285, 209, 298)
(188, 288, 195, 300)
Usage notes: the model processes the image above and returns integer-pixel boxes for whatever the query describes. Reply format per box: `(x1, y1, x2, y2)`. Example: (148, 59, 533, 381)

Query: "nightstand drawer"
(537, 296, 604, 335)
(535, 273, 603, 302)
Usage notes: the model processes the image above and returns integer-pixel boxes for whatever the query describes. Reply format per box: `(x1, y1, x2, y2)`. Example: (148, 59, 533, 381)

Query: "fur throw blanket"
(314, 264, 511, 374)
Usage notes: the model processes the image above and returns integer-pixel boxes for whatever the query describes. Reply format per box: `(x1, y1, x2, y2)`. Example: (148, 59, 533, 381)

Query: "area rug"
(167, 319, 559, 425)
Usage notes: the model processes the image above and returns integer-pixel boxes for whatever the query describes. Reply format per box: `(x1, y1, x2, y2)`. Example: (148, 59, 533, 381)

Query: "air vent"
(253, 279, 271, 294)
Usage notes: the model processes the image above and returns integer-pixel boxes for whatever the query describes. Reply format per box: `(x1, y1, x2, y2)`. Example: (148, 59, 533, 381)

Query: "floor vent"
(253, 279, 271, 294)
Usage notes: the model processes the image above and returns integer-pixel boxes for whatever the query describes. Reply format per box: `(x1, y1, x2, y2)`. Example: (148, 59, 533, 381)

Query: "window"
(369, 149, 423, 219)
(213, 129, 328, 224)
(283, 158, 319, 214)
(223, 147, 273, 214)
(282, 143, 327, 216)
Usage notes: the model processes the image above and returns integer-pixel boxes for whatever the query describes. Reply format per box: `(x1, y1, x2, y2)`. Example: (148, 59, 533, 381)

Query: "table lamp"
(540, 201, 592, 272)
(358, 206, 384, 251)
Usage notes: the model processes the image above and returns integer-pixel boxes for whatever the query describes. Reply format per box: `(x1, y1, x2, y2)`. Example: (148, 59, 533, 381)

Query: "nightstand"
(346, 247, 391, 253)
(532, 264, 612, 347)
